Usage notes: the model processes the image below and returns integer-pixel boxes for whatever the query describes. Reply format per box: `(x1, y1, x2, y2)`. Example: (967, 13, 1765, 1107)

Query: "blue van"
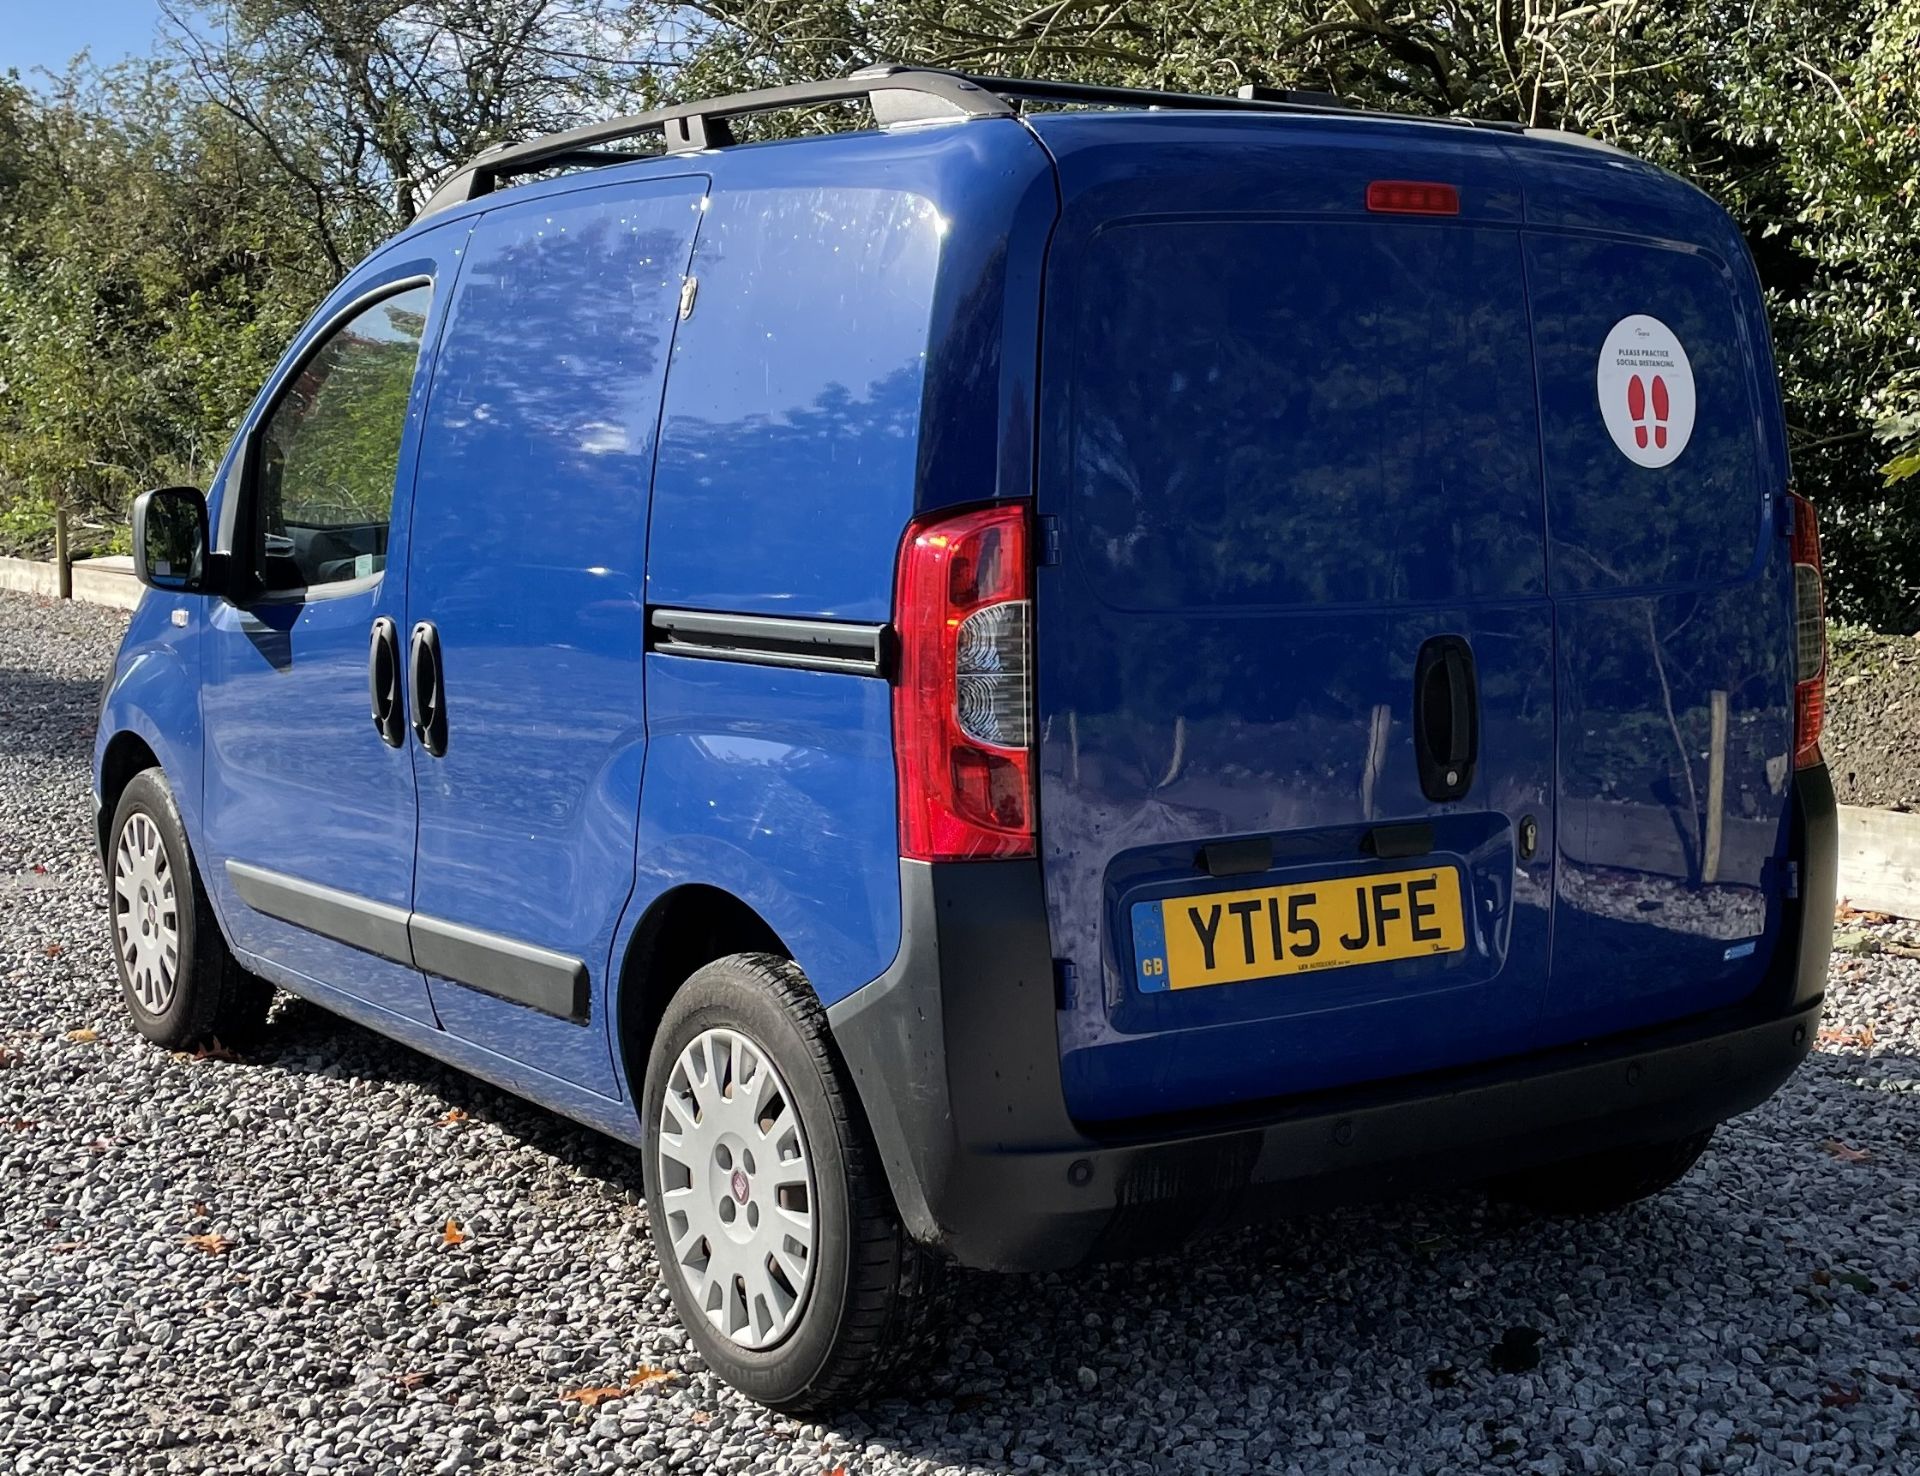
(97, 69, 1835, 1410)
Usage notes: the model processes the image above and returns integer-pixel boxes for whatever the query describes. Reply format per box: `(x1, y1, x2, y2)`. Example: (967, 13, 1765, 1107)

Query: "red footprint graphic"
(1627, 374, 1648, 449)
(1651, 374, 1670, 449)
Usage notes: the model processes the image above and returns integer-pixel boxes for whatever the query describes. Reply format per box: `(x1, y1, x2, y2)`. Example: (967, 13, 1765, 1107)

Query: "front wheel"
(1492, 1128, 1716, 1215)
(642, 953, 946, 1412)
(107, 768, 272, 1049)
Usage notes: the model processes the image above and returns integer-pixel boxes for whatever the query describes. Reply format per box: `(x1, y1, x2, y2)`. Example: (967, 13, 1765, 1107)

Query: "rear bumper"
(828, 769, 1837, 1273)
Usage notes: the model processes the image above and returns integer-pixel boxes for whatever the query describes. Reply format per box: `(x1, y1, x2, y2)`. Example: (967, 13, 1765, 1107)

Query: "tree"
(159, 0, 679, 272)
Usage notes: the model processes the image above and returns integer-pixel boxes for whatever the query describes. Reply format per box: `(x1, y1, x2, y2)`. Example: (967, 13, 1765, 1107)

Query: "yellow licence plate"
(1130, 865, 1466, 992)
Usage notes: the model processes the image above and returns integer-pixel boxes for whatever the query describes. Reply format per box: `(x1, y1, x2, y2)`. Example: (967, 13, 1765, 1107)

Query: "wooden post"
(1702, 689, 1728, 884)
(53, 504, 72, 600)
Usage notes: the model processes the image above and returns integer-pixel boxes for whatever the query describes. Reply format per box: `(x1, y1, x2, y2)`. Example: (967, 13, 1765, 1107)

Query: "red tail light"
(1366, 180, 1460, 216)
(1789, 491, 1826, 769)
(893, 503, 1035, 861)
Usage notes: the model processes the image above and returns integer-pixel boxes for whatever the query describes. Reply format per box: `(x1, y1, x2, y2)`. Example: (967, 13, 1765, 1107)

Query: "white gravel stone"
(6, 587, 1920, 1472)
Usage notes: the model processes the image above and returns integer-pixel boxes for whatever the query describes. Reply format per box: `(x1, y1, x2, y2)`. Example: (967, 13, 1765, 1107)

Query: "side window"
(252, 283, 432, 591)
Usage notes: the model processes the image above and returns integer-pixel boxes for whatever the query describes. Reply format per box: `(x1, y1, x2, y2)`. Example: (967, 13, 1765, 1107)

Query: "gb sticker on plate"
(1597, 314, 1695, 469)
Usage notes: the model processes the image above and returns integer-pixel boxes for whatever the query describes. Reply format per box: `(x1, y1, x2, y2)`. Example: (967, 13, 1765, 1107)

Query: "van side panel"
(631, 123, 1055, 1024)
(628, 658, 901, 1008)
(644, 120, 1055, 620)
(1515, 147, 1800, 1040)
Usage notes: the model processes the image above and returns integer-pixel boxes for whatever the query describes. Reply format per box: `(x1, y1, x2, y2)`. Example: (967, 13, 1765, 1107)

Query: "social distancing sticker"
(1597, 315, 1695, 468)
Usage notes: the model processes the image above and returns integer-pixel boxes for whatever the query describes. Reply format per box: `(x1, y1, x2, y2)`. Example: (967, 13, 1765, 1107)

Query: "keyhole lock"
(1518, 814, 1539, 861)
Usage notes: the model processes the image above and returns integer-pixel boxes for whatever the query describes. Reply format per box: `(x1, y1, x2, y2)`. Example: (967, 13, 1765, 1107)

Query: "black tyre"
(641, 953, 946, 1412)
(1493, 1128, 1716, 1215)
(106, 768, 272, 1050)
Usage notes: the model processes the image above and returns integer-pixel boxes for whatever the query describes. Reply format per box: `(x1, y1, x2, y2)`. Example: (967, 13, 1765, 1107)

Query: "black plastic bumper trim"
(410, 914, 590, 1023)
(224, 860, 589, 1023)
(829, 767, 1836, 1272)
(648, 608, 888, 678)
(226, 859, 415, 967)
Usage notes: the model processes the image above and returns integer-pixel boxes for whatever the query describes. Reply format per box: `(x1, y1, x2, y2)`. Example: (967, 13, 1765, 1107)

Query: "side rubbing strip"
(409, 915, 590, 1023)
(225, 860, 590, 1024)
(226, 860, 415, 966)
(649, 608, 888, 677)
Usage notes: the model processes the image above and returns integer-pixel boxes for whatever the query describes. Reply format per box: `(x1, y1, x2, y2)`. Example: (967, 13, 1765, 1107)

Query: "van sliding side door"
(401, 175, 710, 1096)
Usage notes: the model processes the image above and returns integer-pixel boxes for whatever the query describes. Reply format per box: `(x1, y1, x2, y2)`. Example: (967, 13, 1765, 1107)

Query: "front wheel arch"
(96, 731, 161, 859)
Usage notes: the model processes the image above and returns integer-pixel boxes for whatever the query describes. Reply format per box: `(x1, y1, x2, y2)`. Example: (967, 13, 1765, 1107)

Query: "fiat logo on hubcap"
(730, 1168, 749, 1204)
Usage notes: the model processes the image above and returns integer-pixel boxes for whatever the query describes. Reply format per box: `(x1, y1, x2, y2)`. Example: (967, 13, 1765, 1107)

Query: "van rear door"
(1516, 145, 1800, 1042)
(1029, 115, 1556, 1124)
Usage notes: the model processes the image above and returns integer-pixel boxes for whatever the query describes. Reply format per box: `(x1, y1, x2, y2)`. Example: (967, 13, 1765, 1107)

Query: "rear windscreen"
(1065, 221, 1545, 611)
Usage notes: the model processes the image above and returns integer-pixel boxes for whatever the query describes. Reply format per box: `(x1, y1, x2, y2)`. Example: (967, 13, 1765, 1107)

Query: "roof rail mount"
(419, 66, 1520, 221)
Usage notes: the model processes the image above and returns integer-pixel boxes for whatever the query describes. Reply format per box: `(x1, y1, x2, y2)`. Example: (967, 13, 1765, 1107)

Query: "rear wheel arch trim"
(612, 883, 795, 1109)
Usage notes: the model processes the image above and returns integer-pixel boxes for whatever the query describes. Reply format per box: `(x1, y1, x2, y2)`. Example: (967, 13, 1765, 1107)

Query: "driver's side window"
(253, 283, 433, 591)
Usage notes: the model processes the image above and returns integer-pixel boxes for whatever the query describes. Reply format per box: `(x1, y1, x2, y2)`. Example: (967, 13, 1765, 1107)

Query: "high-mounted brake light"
(1789, 491, 1826, 770)
(893, 503, 1035, 861)
(1366, 180, 1460, 216)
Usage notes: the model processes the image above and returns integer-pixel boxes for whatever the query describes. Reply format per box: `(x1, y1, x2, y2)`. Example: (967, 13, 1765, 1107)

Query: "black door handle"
(368, 617, 404, 748)
(1414, 634, 1478, 802)
(408, 621, 448, 758)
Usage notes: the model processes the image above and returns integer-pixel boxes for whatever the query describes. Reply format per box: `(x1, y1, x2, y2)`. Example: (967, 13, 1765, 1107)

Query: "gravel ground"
(1825, 629, 1920, 812)
(6, 586, 1920, 1476)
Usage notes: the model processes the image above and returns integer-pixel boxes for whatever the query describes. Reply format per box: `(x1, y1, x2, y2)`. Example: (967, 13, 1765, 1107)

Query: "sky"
(1, 0, 169, 79)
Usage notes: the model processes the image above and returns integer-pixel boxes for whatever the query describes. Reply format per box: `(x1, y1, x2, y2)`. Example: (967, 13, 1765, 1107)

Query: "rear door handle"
(408, 620, 448, 758)
(1414, 635, 1477, 802)
(368, 617, 404, 748)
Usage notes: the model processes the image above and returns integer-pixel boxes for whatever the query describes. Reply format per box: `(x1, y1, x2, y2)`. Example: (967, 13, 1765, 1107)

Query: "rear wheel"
(107, 768, 272, 1049)
(642, 953, 946, 1412)
(1493, 1128, 1715, 1215)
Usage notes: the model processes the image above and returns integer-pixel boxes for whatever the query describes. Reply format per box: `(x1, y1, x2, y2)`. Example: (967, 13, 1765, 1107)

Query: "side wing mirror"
(132, 486, 219, 595)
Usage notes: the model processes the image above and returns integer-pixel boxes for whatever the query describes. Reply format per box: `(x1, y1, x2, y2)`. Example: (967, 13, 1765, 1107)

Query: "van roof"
(416, 65, 1535, 225)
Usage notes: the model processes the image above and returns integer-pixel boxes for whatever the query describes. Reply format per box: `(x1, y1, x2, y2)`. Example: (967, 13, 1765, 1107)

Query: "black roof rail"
(419, 68, 1009, 219)
(418, 65, 1520, 222)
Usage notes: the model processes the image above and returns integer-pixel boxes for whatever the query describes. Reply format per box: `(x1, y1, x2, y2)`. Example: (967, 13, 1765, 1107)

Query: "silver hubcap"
(113, 812, 179, 1015)
(656, 1027, 817, 1350)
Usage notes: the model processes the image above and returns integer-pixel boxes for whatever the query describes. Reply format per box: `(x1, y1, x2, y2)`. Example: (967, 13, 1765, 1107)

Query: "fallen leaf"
(48, 1241, 84, 1253)
(561, 1384, 628, 1409)
(44, 943, 62, 957)
(1821, 1380, 1863, 1409)
(188, 1201, 208, 1220)
(1822, 1139, 1873, 1163)
(31, 864, 46, 874)
(184, 1233, 235, 1256)
(0, 1045, 24, 1069)
(627, 1367, 675, 1390)
(1835, 903, 1895, 925)
(441, 1218, 466, 1246)
(64, 1028, 98, 1044)
(190, 1040, 244, 1063)
(440, 1109, 468, 1125)
(689, 1410, 711, 1426)
(1817, 1024, 1875, 1050)
(394, 1371, 433, 1391)
(949, 1391, 991, 1413)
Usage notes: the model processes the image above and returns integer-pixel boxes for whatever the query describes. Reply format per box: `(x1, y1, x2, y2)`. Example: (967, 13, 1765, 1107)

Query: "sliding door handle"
(1414, 634, 1477, 803)
(368, 617, 405, 748)
(407, 620, 448, 758)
